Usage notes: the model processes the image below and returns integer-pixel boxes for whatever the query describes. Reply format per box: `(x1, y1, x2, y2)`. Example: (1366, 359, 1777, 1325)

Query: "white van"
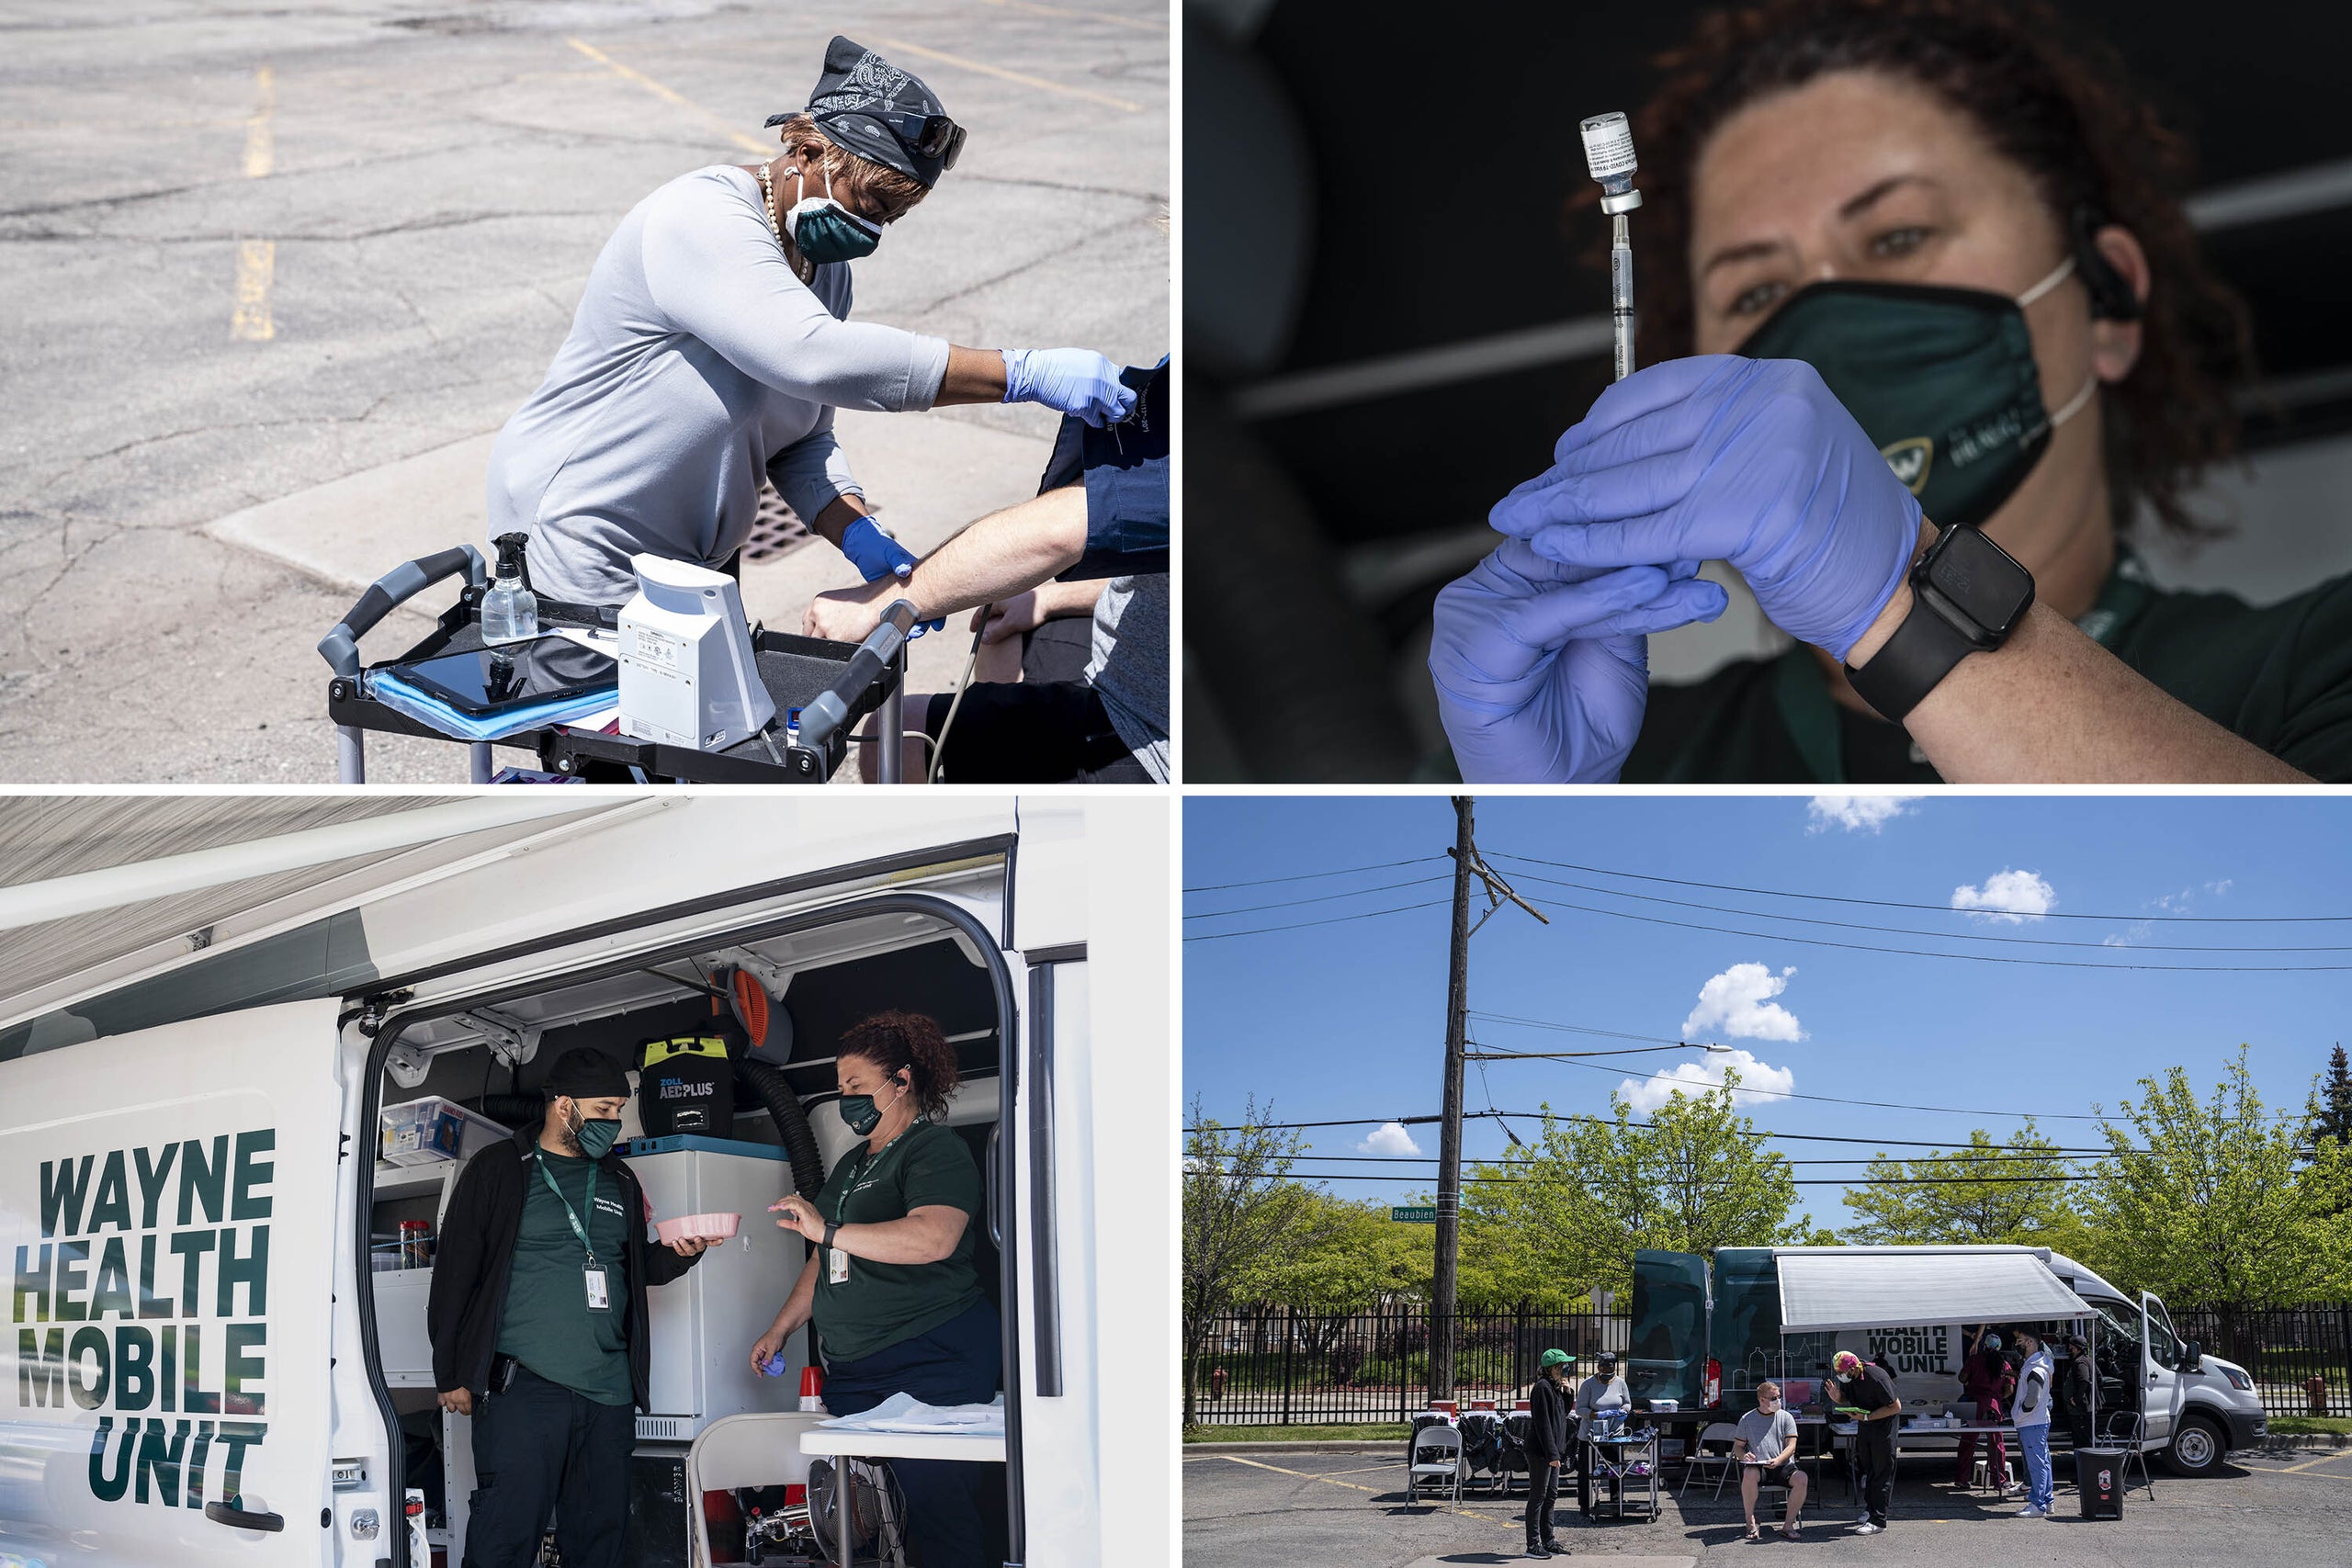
(0, 795, 1169, 1567)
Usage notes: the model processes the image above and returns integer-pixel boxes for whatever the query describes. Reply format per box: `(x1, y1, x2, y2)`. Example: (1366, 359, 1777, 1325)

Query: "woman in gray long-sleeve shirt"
(487, 36, 1136, 606)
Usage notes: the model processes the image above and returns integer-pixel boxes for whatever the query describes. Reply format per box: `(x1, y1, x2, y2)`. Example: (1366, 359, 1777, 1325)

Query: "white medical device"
(617, 554, 775, 751)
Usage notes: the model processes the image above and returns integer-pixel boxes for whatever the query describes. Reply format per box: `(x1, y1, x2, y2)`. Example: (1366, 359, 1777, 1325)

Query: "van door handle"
(985, 1122, 1002, 1248)
(205, 1500, 286, 1532)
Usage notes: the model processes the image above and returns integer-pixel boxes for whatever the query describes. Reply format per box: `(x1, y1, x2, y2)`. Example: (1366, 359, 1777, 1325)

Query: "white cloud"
(1805, 794, 1923, 834)
(1681, 963, 1805, 1043)
(1358, 1121, 1422, 1157)
(1951, 868, 2057, 924)
(2206, 879, 2233, 897)
(1621, 1049, 1796, 1111)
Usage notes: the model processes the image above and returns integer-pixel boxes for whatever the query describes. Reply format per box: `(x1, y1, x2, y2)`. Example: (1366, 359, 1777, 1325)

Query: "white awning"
(1775, 1248, 2094, 1333)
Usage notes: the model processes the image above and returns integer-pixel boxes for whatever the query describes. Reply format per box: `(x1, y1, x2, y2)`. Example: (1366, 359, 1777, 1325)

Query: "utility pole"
(1430, 797, 1548, 1404)
(1432, 798, 1475, 1403)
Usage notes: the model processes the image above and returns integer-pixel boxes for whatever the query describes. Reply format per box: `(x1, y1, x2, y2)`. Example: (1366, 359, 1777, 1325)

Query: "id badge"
(828, 1246, 849, 1286)
(584, 1267, 611, 1312)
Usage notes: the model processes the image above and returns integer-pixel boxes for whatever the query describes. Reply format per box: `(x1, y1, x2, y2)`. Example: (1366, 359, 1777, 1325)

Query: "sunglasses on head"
(819, 106, 966, 170)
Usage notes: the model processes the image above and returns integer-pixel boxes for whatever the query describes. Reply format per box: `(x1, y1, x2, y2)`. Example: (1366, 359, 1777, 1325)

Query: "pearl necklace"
(755, 161, 815, 286)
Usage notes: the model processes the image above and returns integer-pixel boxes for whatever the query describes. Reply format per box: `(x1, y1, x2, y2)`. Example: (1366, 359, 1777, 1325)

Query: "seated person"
(1735, 1380, 1809, 1541)
(806, 359, 1168, 783)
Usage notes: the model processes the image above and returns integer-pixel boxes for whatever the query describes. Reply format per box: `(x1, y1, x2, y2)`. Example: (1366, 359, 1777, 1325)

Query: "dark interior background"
(1184, 0, 2352, 779)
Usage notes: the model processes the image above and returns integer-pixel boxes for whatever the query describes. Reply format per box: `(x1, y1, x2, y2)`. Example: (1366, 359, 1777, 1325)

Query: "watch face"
(1926, 526, 2033, 634)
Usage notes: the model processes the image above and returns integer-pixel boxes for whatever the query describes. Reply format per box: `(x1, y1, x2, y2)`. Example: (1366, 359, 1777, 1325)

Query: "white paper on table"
(819, 1392, 1006, 1437)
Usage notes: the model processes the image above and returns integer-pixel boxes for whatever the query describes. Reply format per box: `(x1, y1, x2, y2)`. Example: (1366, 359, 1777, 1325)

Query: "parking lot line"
(231, 64, 274, 342)
(872, 37, 1142, 113)
(973, 0, 1165, 32)
(1206, 1454, 1518, 1530)
(564, 37, 770, 157)
(2277, 1451, 2352, 1474)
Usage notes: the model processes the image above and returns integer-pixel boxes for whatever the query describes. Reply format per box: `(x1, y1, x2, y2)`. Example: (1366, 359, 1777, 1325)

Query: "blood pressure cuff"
(1039, 356, 1169, 581)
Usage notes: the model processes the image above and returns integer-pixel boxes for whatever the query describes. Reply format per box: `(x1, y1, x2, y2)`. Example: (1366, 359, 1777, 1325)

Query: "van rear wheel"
(2164, 1415, 2224, 1475)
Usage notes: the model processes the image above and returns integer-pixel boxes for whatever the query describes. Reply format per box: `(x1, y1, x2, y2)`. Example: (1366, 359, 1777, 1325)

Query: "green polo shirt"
(1622, 553, 2352, 782)
(495, 1149, 634, 1406)
(811, 1121, 984, 1366)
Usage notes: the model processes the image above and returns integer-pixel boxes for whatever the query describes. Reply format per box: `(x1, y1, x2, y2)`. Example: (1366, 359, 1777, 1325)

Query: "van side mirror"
(2182, 1340, 2202, 1373)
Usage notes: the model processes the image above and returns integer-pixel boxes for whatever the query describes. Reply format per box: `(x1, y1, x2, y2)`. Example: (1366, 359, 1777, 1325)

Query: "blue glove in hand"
(1489, 355, 1922, 662)
(838, 517, 944, 634)
(1001, 347, 1137, 427)
(1430, 541, 1728, 783)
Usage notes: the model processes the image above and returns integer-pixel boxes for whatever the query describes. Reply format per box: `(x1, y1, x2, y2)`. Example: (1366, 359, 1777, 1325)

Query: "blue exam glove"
(838, 517, 943, 634)
(1001, 347, 1137, 427)
(1430, 541, 1727, 783)
(1490, 355, 1921, 662)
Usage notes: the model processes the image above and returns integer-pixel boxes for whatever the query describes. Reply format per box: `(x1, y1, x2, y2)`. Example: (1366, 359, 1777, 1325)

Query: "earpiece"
(2069, 205, 2143, 323)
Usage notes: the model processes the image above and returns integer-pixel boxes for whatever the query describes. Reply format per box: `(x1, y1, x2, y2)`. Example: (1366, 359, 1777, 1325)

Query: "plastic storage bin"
(380, 1096, 509, 1167)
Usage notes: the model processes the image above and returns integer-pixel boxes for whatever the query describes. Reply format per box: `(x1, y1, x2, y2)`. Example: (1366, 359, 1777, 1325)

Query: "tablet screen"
(400, 640, 617, 716)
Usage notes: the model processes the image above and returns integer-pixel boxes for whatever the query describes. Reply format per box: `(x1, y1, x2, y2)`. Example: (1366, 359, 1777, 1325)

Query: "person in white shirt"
(1572, 1350, 1633, 1517)
(1733, 1381, 1810, 1540)
(2012, 1329, 2056, 1517)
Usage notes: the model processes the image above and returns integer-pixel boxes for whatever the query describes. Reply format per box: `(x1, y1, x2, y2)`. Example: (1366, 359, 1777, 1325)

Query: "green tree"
(1461, 1072, 1802, 1303)
(1249, 1190, 1435, 1378)
(1840, 1124, 2082, 1245)
(2079, 1047, 2352, 1361)
(1181, 1097, 1351, 1427)
(2315, 1043, 2352, 1146)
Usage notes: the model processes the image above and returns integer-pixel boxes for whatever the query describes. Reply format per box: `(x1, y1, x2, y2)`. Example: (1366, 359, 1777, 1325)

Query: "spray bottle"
(482, 531, 540, 645)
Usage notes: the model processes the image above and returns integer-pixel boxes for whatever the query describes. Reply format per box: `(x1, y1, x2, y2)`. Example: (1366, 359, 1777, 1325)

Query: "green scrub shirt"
(495, 1150, 635, 1406)
(811, 1121, 985, 1366)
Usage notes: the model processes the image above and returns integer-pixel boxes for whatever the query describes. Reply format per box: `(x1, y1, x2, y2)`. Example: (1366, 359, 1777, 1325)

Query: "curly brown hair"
(836, 1010, 961, 1122)
(1604, 0, 2254, 536)
(768, 112, 930, 226)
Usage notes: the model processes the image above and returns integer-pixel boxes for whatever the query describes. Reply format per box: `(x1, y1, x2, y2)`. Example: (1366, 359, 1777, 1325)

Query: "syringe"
(1579, 112, 1643, 382)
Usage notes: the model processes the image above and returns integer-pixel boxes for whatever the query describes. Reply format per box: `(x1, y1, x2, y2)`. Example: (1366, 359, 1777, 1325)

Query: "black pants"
(923, 683, 1152, 783)
(1524, 1459, 1562, 1543)
(1855, 1427, 1894, 1528)
(463, 1365, 633, 1568)
(2066, 1406, 2094, 1451)
(822, 1300, 1007, 1568)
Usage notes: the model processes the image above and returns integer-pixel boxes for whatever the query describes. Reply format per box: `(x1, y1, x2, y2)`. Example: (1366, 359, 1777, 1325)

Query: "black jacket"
(425, 1122, 702, 1409)
(1526, 1375, 1573, 1461)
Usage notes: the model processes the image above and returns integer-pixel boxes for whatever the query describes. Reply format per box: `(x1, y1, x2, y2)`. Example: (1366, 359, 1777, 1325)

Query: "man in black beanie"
(428, 1048, 715, 1568)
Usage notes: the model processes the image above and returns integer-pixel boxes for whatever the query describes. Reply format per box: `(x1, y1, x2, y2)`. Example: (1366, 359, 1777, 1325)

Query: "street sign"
(1391, 1205, 1438, 1224)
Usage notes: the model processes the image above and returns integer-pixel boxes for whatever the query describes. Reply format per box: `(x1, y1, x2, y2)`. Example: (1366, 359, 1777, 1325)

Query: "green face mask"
(569, 1105, 622, 1160)
(837, 1075, 905, 1137)
(1734, 254, 2095, 530)
(783, 164, 884, 265)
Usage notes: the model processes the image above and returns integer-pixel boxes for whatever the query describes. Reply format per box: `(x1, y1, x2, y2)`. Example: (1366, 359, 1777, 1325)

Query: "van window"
(2145, 1297, 2185, 1371)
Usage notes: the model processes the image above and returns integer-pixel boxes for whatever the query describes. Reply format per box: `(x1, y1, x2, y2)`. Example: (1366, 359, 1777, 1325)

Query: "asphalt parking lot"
(0, 0, 1165, 782)
(1183, 1442, 2352, 1568)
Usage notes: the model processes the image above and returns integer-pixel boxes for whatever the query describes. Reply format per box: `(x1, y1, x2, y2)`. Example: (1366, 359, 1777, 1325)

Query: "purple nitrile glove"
(1430, 539, 1726, 783)
(1001, 347, 1137, 427)
(760, 1350, 788, 1378)
(838, 517, 944, 635)
(1489, 355, 1919, 662)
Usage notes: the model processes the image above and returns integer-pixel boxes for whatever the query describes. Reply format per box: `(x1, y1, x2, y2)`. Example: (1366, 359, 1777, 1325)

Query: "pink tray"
(655, 1212, 741, 1244)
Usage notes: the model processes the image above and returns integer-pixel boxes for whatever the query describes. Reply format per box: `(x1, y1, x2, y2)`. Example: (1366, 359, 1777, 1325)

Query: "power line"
(1183, 855, 1446, 893)
(1189, 1166, 2106, 1189)
(1518, 891, 2352, 973)
(1290, 1152, 2111, 1168)
(1474, 1044, 2114, 1120)
(1487, 852, 2352, 925)
(1181, 897, 1452, 943)
(1500, 868, 2352, 953)
(1184, 873, 1452, 921)
(1186, 1112, 2130, 1155)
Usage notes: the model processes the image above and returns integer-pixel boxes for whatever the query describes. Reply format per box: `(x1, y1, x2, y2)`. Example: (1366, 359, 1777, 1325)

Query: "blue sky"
(1182, 794, 2352, 1230)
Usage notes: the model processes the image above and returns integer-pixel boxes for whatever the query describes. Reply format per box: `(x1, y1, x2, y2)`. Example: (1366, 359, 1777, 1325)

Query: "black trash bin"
(2076, 1449, 2124, 1518)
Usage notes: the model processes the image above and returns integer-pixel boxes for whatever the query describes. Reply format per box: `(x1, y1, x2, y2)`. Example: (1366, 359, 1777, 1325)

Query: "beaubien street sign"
(1391, 1205, 1437, 1223)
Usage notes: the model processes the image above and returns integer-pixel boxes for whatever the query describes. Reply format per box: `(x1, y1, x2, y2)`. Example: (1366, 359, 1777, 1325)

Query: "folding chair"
(2099, 1411, 2157, 1499)
(1679, 1422, 1740, 1499)
(1407, 1423, 1464, 1507)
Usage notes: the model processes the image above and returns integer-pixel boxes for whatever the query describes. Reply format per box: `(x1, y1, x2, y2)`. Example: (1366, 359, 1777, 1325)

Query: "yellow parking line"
(872, 37, 1140, 112)
(565, 37, 771, 157)
(1209, 1454, 1516, 1529)
(243, 62, 274, 176)
(973, 0, 1165, 33)
(232, 239, 275, 341)
(2277, 1450, 2352, 1474)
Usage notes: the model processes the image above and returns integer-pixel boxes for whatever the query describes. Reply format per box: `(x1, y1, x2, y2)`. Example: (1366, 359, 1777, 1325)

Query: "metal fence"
(1194, 1302, 2352, 1426)
(1193, 1307, 1628, 1426)
(2173, 1302, 2352, 1421)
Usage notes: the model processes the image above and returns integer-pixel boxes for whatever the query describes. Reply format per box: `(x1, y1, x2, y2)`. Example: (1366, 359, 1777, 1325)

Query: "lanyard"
(831, 1122, 923, 1226)
(536, 1154, 602, 1267)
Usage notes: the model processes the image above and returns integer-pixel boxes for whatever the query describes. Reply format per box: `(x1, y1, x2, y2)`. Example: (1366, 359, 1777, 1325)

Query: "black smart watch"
(823, 1221, 840, 1250)
(1844, 523, 2035, 724)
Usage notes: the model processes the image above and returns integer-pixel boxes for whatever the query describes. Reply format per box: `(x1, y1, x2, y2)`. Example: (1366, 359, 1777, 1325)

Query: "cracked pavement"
(0, 0, 1167, 781)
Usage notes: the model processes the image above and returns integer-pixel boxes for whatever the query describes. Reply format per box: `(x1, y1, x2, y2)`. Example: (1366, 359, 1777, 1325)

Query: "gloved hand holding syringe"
(1430, 107, 1928, 782)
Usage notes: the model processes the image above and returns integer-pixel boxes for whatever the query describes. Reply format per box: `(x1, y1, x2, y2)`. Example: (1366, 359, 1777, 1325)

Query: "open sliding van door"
(1631, 1250, 1714, 1412)
(2140, 1291, 2186, 1447)
(0, 998, 362, 1567)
